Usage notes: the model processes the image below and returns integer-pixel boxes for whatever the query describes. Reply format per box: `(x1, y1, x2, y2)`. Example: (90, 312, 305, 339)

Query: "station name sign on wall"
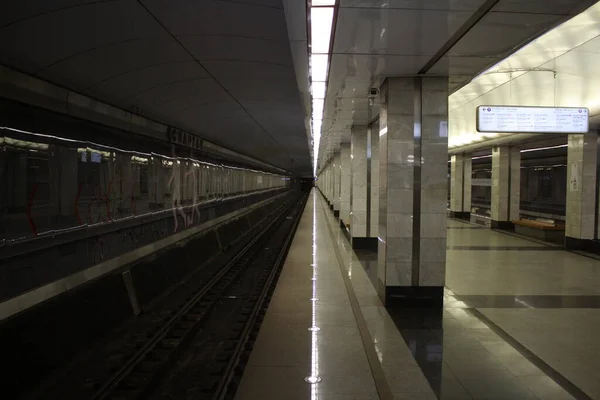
(167, 127, 203, 151)
(476, 106, 589, 134)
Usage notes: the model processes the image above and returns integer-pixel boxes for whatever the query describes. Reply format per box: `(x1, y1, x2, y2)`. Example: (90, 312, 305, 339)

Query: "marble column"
(333, 151, 341, 217)
(340, 143, 351, 228)
(566, 132, 598, 249)
(329, 157, 335, 210)
(464, 156, 472, 215)
(323, 163, 331, 204)
(491, 146, 520, 228)
(318, 167, 323, 197)
(370, 125, 379, 238)
(378, 76, 448, 308)
(351, 126, 373, 248)
(449, 153, 472, 219)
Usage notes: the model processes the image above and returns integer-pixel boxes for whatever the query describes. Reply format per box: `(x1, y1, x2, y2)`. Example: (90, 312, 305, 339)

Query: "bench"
(511, 219, 565, 243)
(512, 219, 565, 231)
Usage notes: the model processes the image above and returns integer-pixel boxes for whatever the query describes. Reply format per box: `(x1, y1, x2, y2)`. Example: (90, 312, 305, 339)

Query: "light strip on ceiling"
(308, 1, 336, 176)
(520, 144, 568, 153)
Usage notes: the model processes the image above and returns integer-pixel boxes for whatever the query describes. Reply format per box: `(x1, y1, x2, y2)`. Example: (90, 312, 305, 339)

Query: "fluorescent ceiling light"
(471, 155, 492, 160)
(520, 144, 568, 153)
(312, 0, 335, 5)
(312, 81, 326, 98)
(312, 98, 324, 116)
(311, 54, 328, 81)
(311, 7, 334, 54)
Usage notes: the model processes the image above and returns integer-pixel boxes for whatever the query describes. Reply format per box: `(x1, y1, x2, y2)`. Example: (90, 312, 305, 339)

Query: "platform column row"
(340, 143, 351, 227)
(333, 151, 341, 215)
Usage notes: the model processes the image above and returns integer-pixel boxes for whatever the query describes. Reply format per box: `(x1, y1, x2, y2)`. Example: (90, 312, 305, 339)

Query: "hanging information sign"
(476, 106, 588, 134)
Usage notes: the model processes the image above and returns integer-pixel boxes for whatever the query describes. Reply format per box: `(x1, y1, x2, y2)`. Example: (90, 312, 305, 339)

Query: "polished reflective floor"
(235, 190, 600, 400)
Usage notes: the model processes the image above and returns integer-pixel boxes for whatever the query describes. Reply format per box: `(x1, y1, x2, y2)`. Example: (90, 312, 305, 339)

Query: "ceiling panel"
(141, 0, 286, 39)
(168, 101, 248, 123)
(314, 0, 595, 171)
(181, 36, 292, 66)
(429, 55, 503, 75)
(493, 0, 591, 13)
(129, 78, 228, 108)
(0, 0, 312, 176)
(90, 62, 209, 103)
(0, 1, 100, 27)
(447, 13, 564, 57)
(339, 0, 485, 10)
(38, 38, 191, 93)
(0, 1, 162, 72)
(333, 8, 472, 55)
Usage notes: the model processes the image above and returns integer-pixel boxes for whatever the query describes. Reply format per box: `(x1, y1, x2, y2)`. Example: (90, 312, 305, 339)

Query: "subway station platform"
(236, 189, 600, 400)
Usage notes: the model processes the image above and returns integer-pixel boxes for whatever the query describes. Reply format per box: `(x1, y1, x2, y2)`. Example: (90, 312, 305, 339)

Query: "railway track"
(31, 193, 306, 400)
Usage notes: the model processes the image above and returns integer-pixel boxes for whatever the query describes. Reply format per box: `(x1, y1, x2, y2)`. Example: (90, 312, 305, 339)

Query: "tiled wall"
(351, 126, 368, 237)
(370, 126, 379, 237)
(340, 144, 351, 224)
(333, 152, 341, 211)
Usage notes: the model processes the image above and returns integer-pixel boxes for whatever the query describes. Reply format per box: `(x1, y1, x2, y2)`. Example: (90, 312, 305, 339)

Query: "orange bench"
(512, 219, 565, 231)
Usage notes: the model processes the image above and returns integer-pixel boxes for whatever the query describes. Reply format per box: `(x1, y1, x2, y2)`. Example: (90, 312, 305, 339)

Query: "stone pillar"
(566, 133, 598, 249)
(340, 143, 351, 228)
(324, 165, 329, 200)
(333, 151, 341, 217)
(322, 165, 328, 201)
(510, 148, 520, 222)
(377, 76, 448, 308)
(449, 154, 472, 219)
(491, 146, 520, 228)
(329, 161, 335, 209)
(370, 125, 379, 238)
(351, 126, 373, 248)
(328, 163, 333, 204)
(464, 156, 472, 215)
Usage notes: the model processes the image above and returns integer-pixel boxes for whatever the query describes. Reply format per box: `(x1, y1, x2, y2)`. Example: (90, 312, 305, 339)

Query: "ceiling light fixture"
(520, 144, 568, 153)
(308, 0, 336, 177)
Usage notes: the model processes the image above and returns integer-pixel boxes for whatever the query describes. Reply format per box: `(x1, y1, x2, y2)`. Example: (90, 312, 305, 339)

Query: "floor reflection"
(387, 307, 444, 398)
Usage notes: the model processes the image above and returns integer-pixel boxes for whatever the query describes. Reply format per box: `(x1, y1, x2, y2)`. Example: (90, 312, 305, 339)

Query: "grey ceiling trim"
(35, 37, 166, 74)
(85, 60, 199, 90)
(417, 0, 500, 74)
(0, 0, 119, 30)
(196, 58, 291, 68)
(122, 76, 215, 103)
(177, 33, 282, 41)
(136, 0, 294, 165)
(213, 0, 283, 10)
(166, 99, 235, 115)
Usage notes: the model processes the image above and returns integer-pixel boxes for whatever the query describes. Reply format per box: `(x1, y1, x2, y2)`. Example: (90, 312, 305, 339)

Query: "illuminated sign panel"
(477, 106, 588, 134)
